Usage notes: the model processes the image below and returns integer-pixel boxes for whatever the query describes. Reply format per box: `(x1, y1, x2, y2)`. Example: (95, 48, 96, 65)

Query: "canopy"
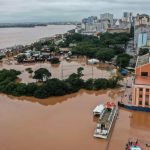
(93, 105, 104, 114)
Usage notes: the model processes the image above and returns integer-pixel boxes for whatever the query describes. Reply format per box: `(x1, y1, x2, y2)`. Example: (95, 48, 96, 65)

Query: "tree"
(50, 58, 60, 64)
(33, 68, 51, 82)
(77, 67, 84, 78)
(116, 54, 132, 68)
(25, 68, 33, 75)
(16, 54, 27, 63)
(0, 55, 5, 60)
(84, 79, 94, 90)
(45, 79, 68, 96)
(26, 83, 38, 96)
(96, 49, 115, 62)
(34, 85, 49, 98)
(93, 78, 109, 90)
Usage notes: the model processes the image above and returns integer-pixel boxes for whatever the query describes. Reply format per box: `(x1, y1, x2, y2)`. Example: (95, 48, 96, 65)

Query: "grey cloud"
(0, 0, 150, 22)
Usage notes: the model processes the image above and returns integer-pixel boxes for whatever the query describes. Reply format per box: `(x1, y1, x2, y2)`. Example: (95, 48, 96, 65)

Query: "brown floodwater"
(0, 58, 149, 150)
(0, 25, 75, 49)
(1, 57, 113, 83)
(0, 89, 149, 150)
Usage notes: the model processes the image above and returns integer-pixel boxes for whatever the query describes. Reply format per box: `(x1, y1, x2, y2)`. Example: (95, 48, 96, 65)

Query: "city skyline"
(1, 0, 150, 23)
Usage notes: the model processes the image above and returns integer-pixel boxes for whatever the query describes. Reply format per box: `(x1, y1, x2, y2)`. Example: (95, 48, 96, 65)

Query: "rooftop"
(136, 53, 150, 67)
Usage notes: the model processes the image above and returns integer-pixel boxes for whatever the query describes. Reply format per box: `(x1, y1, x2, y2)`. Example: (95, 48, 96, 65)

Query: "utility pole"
(61, 61, 64, 80)
(92, 60, 94, 79)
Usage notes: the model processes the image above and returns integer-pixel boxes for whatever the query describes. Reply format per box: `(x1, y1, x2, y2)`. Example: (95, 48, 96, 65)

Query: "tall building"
(134, 14, 150, 26)
(134, 14, 150, 49)
(100, 13, 114, 26)
(81, 16, 98, 32)
(122, 12, 133, 23)
(132, 53, 150, 107)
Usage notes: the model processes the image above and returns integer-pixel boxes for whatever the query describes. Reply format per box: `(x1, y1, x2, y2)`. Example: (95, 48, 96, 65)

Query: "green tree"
(33, 68, 51, 82)
(94, 78, 109, 90)
(77, 67, 84, 78)
(26, 83, 38, 96)
(16, 54, 27, 63)
(84, 79, 94, 90)
(96, 49, 115, 62)
(50, 58, 60, 64)
(26, 68, 33, 75)
(116, 54, 132, 68)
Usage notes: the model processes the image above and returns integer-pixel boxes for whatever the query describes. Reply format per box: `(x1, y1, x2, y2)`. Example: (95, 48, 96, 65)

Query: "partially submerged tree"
(33, 68, 51, 82)
(16, 54, 27, 63)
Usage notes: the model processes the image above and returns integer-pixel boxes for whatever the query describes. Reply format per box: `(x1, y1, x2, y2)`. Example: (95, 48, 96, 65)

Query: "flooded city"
(0, 0, 150, 149)
(0, 58, 149, 150)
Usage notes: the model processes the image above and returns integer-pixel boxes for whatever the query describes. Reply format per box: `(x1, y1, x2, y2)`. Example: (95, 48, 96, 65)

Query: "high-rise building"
(100, 13, 114, 25)
(122, 12, 133, 23)
(134, 14, 150, 49)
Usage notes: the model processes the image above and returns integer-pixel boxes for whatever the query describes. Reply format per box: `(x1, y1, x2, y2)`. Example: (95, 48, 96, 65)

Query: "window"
(145, 101, 149, 106)
(139, 88, 143, 91)
(146, 95, 149, 99)
(139, 94, 143, 98)
(146, 89, 149, 92)
(141, 72, 148, 76)
(139, 101, 142, 105)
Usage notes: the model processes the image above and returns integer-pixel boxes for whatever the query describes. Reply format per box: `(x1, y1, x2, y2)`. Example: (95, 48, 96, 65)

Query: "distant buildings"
(132, 53, 150, 107)
(100, 13, 114, 26)
(81, 16, 98, 33)
(81, 12, 132, 35)
(122, 12, 133, 23)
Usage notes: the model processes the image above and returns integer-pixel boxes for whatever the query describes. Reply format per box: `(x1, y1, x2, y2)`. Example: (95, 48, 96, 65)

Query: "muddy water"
(0, 25, 75, 49)
(1, 57, 112, 83)
(0, 89, 149, 150)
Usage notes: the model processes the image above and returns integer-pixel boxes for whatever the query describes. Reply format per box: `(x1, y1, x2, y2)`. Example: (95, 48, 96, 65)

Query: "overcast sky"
(0, 0, 150, 23)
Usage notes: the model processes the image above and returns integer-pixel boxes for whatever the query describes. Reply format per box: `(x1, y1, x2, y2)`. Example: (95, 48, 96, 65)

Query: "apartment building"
(132, 53, 150, 107)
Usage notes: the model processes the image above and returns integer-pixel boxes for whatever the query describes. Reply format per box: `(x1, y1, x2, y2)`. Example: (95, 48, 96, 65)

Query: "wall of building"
(135, 63, 150, 76)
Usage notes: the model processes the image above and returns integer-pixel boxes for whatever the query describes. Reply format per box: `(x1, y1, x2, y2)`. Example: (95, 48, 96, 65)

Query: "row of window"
(139, 100, 149, 106)
(139, 94, 149, 99)
(139, 88, 150, 92)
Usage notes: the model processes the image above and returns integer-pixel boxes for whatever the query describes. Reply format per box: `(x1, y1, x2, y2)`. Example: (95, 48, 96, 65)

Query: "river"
(0, 25, 75, 49)
(0, 89, 149, 150)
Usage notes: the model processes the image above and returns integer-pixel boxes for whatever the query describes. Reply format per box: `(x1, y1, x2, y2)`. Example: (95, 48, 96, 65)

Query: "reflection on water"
(6, 89, 122, 106)
(0, 88, 149, 150)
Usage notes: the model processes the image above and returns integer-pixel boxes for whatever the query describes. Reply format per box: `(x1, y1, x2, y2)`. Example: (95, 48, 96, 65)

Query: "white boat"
(93, 104, 105, 116)
(94, 102, 118, 139)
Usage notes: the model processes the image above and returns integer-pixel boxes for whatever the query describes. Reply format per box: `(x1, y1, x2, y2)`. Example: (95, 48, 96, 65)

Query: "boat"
(93, 102, 118, 139)
(93, 104, 105, 116)
(125, 138, 142, 150)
